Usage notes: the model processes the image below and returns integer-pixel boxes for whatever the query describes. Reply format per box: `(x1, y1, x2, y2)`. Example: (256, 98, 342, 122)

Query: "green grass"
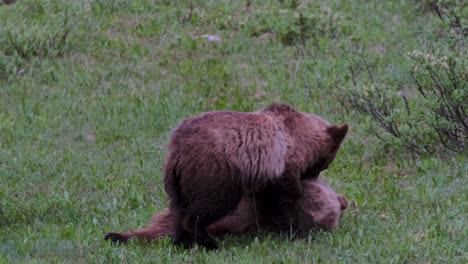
(0, 0, 466, 263)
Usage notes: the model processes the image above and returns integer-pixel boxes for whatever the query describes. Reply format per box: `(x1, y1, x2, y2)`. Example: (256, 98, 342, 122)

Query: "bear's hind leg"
(175, 213, 219, 250)
(172, 194, 242, 250)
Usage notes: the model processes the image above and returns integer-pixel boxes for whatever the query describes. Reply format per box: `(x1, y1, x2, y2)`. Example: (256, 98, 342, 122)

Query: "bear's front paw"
(104, 232, 129, 243)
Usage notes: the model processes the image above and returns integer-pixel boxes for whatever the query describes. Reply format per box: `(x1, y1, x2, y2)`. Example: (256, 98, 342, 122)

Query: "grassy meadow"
(0, 0, 467, 263)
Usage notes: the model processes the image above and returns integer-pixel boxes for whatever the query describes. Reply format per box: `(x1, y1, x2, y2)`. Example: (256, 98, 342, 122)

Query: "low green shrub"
(340, 33, 466, 154)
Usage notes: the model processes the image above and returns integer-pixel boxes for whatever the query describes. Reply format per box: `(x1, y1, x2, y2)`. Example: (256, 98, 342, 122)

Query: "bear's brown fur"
(104, 180, 349, 243)
(111, 103, 348, 249)
(208, 180, 349, 236)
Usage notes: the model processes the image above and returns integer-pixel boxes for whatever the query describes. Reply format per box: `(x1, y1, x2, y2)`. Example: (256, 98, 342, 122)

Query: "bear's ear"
(327, 124, 349, 145)
(337, 195, 349, 210)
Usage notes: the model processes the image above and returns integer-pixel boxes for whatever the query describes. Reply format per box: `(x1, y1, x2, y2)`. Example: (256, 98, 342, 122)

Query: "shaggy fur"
(208, 180, 349, 236)
(106, 103, 348, 249)
(104, 180, 349, 243)
(164, 103, 348, 248)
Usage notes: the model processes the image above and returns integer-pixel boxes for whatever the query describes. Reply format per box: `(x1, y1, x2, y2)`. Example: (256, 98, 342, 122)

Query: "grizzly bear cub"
(106, 103, 348, 249)
(104, 180, 349, 242)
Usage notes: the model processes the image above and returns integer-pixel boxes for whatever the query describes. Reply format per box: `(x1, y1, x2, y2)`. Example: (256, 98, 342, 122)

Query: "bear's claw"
(104, 232, 129, 243)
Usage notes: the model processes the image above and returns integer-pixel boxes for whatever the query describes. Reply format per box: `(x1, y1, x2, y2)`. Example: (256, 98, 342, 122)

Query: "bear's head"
(298, 180, 349, 231)
(260, 103, 349, 179)
(302, 115, 348, 179)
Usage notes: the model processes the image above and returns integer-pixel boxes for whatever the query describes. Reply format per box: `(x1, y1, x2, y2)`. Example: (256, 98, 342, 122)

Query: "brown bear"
(209, 180, 350, 236)
(104, 180, 349, 243)
(162, 103, 348, 249)
(106, 103, 348, 249)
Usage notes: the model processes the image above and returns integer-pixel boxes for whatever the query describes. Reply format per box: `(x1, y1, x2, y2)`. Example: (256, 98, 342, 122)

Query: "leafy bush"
(418, 0, 467, 28)
(408, 47, 467, 152)
(339, 33, 467, 154)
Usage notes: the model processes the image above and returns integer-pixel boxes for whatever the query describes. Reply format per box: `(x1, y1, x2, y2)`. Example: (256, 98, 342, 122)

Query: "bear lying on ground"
(105, 103, 348, 249)
(104, 180, 349, 243)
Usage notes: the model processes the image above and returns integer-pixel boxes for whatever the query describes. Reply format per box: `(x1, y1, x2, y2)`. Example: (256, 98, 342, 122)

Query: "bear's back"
(168, 110, 291, 189)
